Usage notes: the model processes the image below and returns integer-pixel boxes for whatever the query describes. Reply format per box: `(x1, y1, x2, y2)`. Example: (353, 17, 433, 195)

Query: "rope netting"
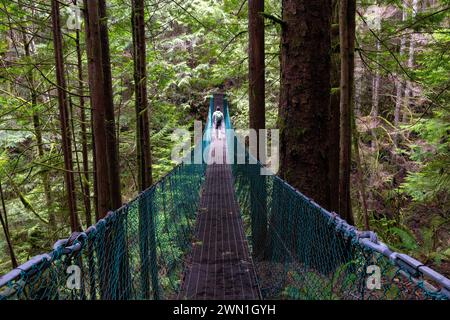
(0, 161, 205, 300)
(221, 98, 450, 300)
(1, 94, 449, 300)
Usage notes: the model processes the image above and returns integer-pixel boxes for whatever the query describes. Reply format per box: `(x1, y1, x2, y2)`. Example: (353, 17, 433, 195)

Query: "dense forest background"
(0, 0, 449, 278)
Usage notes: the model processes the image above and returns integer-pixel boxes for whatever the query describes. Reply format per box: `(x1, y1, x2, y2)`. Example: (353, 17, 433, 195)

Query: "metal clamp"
(357, 230, 379, 243)
(53, 232, 87, 255)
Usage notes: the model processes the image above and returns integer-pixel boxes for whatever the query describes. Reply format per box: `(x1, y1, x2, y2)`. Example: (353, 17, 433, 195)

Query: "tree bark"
(75, 12, 92, 227)
(371, 38, 381, 149)
(279, 0, 332, 210)
(394, 3, 407, 147)
(132, 0, 156, 299)
(132, 0, 153, 191)
(0, 180, 17, 268)
(338, 0, 356, 224)
(248, 0, 267, 259)
(51, 0, 80, 232)
(329, 0, 340, 213)
(99, 0, 122, 210)
(403, 0, 419, 123)
(85, 0, 128, 299)
(248, 0, 265, 157)
(84, 0, 122, 218)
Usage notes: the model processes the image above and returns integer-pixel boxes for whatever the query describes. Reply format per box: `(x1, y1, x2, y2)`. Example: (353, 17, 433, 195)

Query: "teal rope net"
(0, 100, 215, 300)
(0, 161, 205, 300)
(0, 95, 449, 300)
(221, 97, 450, 300)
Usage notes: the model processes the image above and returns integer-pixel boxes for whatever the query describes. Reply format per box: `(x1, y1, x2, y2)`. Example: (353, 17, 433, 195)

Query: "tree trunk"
(248, 0, 265, 156)
(329, 0, 340, 213)
(354, 53, 363, 117)
(338, 0, 356, 224)
(132, 0, 156, 299)
(84, 0, 127, 299)
(75, 15, 92, 227)
(132, 0, 153, 191)
(248, 0, 267, 259)
(371, 38, 381, 149)
(99, 0, 122, 210)
(403, 0, 419, 124)
(279, 0, 332, 210)
(51, 0, 80, 232)
(394, 3, 407, 147)
(84, 0, 122, 218)
(0, 180, 18, 268)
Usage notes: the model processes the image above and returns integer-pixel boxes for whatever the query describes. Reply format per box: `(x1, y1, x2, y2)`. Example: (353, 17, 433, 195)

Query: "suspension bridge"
(0, 94, 449, 300)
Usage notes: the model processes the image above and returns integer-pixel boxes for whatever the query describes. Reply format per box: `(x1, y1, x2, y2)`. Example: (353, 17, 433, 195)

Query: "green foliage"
(401, 110, 450, 202)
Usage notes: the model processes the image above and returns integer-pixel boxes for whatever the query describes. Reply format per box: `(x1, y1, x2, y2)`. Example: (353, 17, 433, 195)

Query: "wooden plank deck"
(179, 114, 260, 300)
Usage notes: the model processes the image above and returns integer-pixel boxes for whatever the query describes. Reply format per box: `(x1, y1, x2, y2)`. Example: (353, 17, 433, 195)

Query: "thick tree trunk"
(51, 0, 80, 232)
(248, 0, 265, 154)
(248, 0, 267, 259)
(84, 0, 122, 218)
(99, 0, 122, 210)
(279, 0, 332, 209)
(338, 0, 356, 224)
(85, 0, 127, 299)
(329, 0, 340, 214)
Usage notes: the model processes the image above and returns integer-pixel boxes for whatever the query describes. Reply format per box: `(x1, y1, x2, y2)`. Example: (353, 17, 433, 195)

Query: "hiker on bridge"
(212, 107, 224, 138)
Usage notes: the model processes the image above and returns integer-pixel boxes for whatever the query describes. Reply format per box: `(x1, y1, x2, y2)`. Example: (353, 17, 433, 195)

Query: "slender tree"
(248, 0, 265, 153)
(0, 180, 17, 268)
(132, 0, 157, 300)
(279, 0, 332, 209)
(132, 0, 153, 191)
(51, 0, 80, 232)
(74, 1, 92, 227)
(84, 0, 122, 218)
(403, 0, 419, 123)
(248, 0, 267, 259)
(338, 0, 356, 224)
(394, 3, 407, 147)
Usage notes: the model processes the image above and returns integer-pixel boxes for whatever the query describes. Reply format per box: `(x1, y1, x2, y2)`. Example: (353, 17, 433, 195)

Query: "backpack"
(215, 111, 223, 122)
